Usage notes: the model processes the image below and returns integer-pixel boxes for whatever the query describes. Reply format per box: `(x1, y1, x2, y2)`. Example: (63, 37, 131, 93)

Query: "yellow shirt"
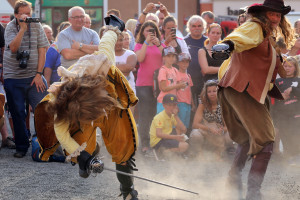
(149, 110, 177, 147)
(218, 21, 264, 80)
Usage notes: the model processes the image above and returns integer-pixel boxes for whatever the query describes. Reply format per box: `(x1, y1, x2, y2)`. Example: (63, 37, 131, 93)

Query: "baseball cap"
(162, 46, 177, 57)
(162, 94, 178, 104)
(178, 53, 191, 62)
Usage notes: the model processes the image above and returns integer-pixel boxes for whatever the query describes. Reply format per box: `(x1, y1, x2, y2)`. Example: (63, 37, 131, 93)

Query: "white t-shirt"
(115, 50, 136, 94)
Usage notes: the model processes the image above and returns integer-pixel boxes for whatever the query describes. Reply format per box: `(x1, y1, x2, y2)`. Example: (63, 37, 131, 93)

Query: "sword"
(89, 158, 199, 195)
(103, 166, 199, 196)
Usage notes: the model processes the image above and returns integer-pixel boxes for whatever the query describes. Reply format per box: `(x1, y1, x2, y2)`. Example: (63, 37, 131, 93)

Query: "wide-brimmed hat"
(248, 0, 291, 15)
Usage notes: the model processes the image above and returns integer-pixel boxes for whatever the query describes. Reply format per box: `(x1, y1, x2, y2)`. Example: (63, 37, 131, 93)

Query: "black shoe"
(104, 14, 125, 32)
(14, 151, 26, 158)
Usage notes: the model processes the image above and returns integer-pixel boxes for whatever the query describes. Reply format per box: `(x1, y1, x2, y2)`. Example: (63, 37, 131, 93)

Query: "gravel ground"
(0, 117, 299, 200)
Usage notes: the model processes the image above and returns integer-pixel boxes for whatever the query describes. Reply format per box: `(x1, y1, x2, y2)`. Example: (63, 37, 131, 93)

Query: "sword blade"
(103, 166, 199, 195)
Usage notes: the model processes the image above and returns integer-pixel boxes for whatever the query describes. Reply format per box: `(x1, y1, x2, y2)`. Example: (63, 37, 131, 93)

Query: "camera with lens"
(154, 4, 160, 10)
(16, 50, 30, 69)
(19, 17, 40, 23)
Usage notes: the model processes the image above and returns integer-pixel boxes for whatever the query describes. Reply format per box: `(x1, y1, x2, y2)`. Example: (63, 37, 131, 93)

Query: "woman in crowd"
(198, 23, 223, 82)
(272, 56, 300, 162)
(115, 32, 137, 114)
(44, 21, 71, 86)
(189, 80, 233, 158)
(134, 21, 164, 155)
(162, 16, 189, 55)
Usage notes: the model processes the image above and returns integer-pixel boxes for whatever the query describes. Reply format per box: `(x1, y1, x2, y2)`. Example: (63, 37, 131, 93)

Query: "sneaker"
(2, 136, 16, 149)
(153, 149, 165, 162)
(142, 149, 155, 158)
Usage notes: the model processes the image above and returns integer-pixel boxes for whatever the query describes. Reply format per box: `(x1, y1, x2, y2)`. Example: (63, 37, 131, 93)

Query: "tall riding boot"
(226, 141, 250, 200)
(246, 143, 273, 200)
(116, 164, 138, 200)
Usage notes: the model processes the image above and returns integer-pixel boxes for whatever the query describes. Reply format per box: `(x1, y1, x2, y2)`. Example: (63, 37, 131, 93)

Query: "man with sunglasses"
(57, 6, 100, 69)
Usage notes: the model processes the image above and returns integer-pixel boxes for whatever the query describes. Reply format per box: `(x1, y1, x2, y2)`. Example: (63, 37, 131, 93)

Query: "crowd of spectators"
(0, 0, 299, 166)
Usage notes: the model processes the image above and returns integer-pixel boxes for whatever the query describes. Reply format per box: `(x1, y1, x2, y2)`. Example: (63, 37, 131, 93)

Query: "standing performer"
(212, 0, 294, 199)
(34, 15, 139, 200)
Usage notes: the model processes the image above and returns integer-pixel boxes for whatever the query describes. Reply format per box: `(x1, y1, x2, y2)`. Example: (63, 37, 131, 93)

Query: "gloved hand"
(104, 14, 125, 32)
(211, 40, 234, 60)
(77, 150, 104, 178)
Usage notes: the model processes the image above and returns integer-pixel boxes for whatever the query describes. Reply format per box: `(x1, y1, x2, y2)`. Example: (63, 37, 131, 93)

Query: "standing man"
(201, 11, 215, 27)
(57, 6, 100, 69)
(184, 15, 207, 106)
(43, 24, 54, 45)
(3, 0, 49, 158)
(213, 0, 294, 199)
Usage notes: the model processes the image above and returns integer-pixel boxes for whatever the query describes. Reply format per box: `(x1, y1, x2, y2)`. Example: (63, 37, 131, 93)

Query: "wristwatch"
(36, 72, 43, 75)
(79, 43, 83, 50)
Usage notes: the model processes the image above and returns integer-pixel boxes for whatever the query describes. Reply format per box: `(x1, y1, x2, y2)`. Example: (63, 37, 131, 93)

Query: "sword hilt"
(88, 157, 104, 174)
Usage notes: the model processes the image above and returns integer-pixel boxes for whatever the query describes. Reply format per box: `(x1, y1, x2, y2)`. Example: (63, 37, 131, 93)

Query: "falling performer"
(34, 15, 139, 200)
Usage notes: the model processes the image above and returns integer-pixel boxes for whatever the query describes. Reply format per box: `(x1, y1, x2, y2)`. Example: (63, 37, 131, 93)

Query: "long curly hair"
(47, 75, 120, 130)
(250, 11, 295, 49)
(199, 80, 218, 112)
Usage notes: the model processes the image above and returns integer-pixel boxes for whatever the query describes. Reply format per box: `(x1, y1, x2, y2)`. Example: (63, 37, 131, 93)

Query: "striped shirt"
(3, 19, 49, 79)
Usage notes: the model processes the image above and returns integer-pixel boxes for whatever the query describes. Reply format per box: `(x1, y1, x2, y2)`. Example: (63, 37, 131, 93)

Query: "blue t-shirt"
(44, 43, 61, 83)
(184, 34, 207, 89)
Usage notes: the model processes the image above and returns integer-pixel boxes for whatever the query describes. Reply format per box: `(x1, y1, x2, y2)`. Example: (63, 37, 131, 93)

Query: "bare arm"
(198, 49, 219, 75)
(61, 48, 86, 60)
(138, 3, 155, 24)
(288, 38, 300, 56)
(116, 53, 137, 76)
(159, 80, 186, 92)
(44, 67, 52, 87)
(31, 47, 46, 92)
(8, 20, 27, 53)
(71, 40, 98, 54)
(192, 104, 209, 131)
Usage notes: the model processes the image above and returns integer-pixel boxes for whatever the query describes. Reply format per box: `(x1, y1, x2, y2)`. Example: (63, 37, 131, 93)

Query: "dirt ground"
(0, 136, 299, 200)
(0, 115, 299, 200)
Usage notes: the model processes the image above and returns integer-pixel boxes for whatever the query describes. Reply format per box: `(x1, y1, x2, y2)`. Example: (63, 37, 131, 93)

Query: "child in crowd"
(176, 53, 194, 128)
(156, 46, 186, 114)
(150, 94, 189, 159)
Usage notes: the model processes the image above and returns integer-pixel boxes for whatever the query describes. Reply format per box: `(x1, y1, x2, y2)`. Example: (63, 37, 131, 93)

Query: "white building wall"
(213, 0, 300, 16)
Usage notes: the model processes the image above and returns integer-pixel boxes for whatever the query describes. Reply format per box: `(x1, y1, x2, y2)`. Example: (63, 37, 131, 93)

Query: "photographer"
(3, 0, 49, 158)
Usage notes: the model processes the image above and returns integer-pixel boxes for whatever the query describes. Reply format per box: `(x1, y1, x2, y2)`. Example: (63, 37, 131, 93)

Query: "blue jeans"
(4, 76, 48, 153)
(136, 86, 157, 149)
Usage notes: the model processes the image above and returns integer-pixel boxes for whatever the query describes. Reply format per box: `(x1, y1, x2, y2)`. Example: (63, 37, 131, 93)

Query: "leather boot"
(226, 142, 250, 200)
(116, 163, 138, 200)
(246, 143, 273, 200)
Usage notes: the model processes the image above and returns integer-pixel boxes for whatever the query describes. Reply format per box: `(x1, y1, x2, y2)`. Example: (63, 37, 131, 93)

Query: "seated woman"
(271, 56, 300, 162)
(189, 80, 234, 158)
